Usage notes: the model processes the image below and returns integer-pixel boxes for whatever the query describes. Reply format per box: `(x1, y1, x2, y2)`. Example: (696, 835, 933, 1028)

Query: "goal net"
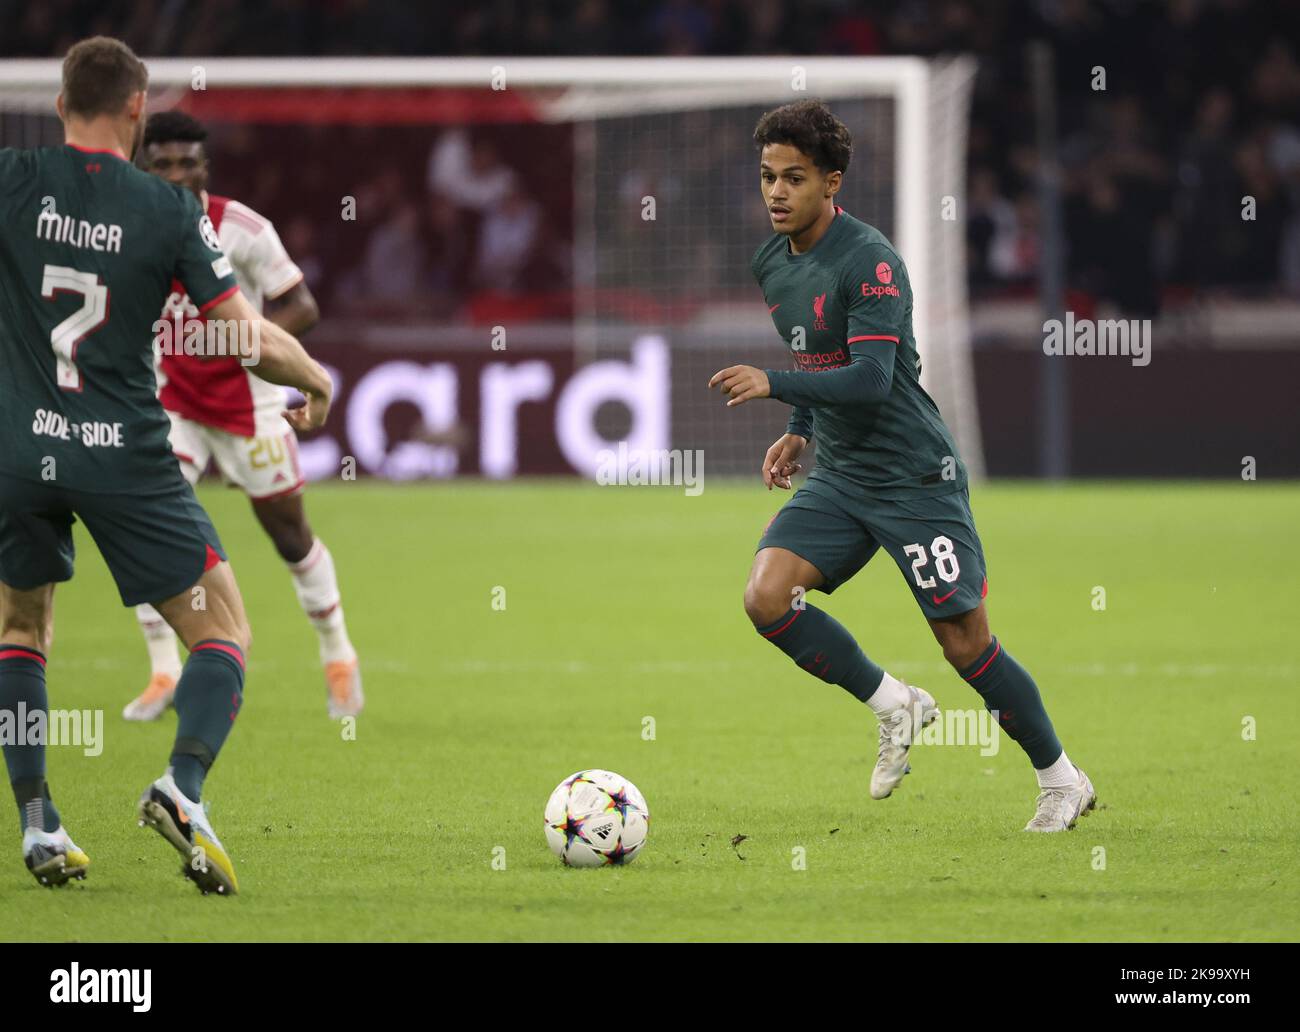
(0, 57, 981, 481)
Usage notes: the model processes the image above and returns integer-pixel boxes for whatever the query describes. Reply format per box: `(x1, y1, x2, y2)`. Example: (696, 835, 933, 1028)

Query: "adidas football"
(544, 769, 649, 867)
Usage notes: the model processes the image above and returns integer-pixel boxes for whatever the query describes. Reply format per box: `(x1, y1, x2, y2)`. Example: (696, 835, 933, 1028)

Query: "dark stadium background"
(4, 0, 1297, 477)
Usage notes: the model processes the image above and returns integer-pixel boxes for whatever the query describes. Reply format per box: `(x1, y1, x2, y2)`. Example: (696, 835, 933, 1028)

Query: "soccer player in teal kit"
(0, 37, 332, 890)
(709, 100, 1094, 831)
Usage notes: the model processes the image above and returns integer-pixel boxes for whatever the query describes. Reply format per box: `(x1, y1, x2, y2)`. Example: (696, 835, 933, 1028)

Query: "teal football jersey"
(0, 144, 238, 493)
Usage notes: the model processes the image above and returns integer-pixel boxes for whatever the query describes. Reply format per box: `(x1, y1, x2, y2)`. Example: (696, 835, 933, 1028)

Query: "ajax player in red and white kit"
(125, 110, 362, 721)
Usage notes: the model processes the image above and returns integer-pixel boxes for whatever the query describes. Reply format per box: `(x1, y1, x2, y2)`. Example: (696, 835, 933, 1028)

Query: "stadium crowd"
(5, 0, 1298, 313)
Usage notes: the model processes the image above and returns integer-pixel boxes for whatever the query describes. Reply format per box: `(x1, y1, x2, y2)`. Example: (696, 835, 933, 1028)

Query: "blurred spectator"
(1251, 40, 1300, 117)
(427, 129, 516, 213)
(967, 168, 1020, 284)
(648, 0, 715, 55)
(1173, 88, 1240, 288)
(473, 186, 542, 290)
(566, 0, 618, 54)
(1227, 136, 1286, 288)
(1067, 171, 1160, 316)
(354, 200, 429, 306)
(1263, 120, 1300, 295)
(426, 190, 469, 295)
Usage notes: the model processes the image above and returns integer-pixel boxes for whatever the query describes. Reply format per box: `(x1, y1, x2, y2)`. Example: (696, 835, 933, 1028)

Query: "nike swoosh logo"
(170, 790, 190, 825)
(932, 587, 959, 604)
(768, 304, 780, 313)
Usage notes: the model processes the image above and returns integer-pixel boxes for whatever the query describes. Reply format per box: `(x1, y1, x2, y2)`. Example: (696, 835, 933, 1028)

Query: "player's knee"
(940, 641, 972, 671)
(743, 576, 793, 628)
(0, 609, 34, 636)
(193, 618, 251, 657)
(937, 627, 988, 671)
(1, 608, 50, 652)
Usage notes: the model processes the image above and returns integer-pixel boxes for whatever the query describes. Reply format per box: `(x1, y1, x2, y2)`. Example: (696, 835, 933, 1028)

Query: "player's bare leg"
(136, 560, 251, 895)
(251, 491, 362, 719)
(745, 547, 937, 799)
(0, 581, 90, 886)
(124, 454, 202, 722)
(929, 602, 1094, 831)
(744, 546, 827, 627)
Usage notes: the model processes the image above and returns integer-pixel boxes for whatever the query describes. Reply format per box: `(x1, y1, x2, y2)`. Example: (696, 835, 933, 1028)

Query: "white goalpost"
(0, 56, 982, 478)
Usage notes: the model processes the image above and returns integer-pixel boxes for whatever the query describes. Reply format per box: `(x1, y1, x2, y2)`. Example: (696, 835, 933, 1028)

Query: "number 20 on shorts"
(248, 435, 287, 469)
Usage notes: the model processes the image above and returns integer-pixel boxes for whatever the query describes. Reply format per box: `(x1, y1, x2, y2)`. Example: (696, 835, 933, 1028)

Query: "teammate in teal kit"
(709, 100, 1094, 831)
(0, 37, 332, 890)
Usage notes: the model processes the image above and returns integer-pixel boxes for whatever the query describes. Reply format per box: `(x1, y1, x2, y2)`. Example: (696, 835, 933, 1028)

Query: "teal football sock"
(170, 639, 245, 801)
(755, 604, 886, 702)
(960, 636, 1063, 768)
(1, 644, 62, 832)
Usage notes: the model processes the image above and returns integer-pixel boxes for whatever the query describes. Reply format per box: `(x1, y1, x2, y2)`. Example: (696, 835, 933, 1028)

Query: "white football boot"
(1024, 765, 1097, 832)
(23, 825, 90, 886)
(870, 684, 940, 799)
(138, 772, 238, 895)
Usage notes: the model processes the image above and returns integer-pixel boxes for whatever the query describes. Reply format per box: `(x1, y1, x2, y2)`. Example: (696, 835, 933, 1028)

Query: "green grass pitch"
(1, 479, 1296, 942)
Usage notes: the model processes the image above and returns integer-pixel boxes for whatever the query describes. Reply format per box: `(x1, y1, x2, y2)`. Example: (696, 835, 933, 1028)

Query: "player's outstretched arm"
(206, 290, 332, 431)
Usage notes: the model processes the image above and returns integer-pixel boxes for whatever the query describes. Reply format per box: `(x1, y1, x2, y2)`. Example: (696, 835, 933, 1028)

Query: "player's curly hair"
(753, 99, 852, 175)
(143, 109, 208, 149)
